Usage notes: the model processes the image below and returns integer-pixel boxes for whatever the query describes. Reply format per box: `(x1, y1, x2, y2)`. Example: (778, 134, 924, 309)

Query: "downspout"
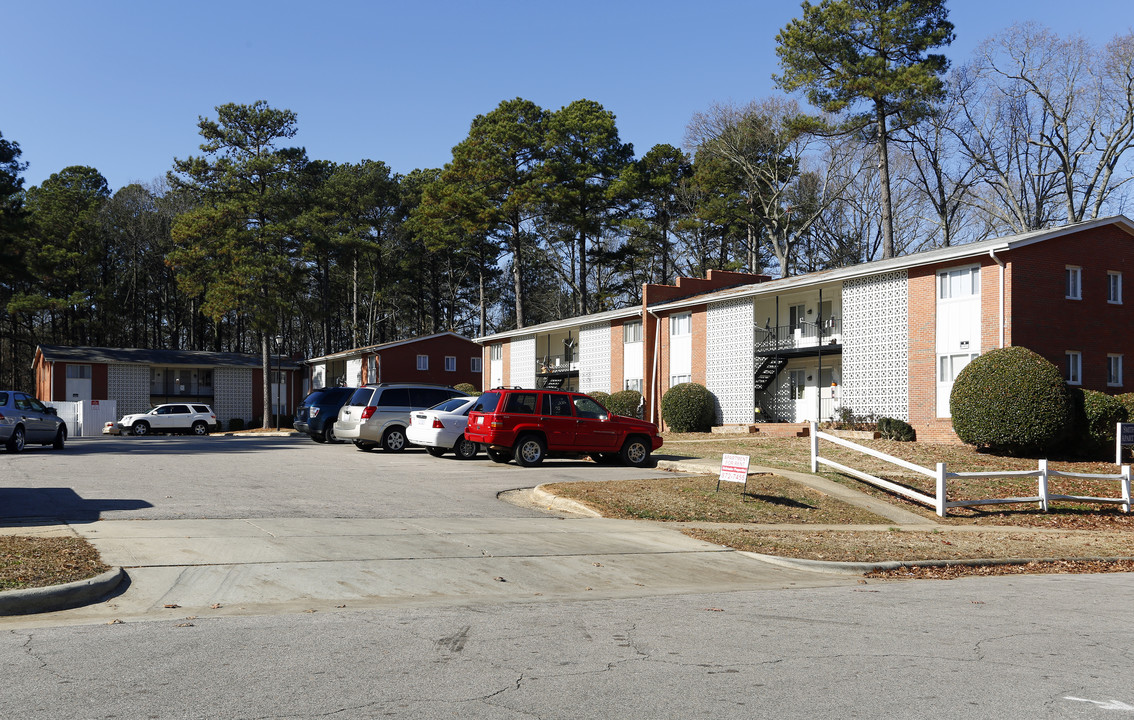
(989, 249, 1005, 348)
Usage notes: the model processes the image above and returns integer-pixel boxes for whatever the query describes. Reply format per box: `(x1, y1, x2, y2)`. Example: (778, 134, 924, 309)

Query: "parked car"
(0, 390, 67, 452)
(406, 396, 481, 459)
(464, 388, 663, 467)
(293, 387, 357, 443)
(118, 403, 218, 436)
(334, 383, 466, 452)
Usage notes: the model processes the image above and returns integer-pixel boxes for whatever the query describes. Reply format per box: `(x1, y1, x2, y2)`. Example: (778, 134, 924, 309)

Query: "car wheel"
(382, 427, 407, 452)
(486, 447, 511, 464)
(620, 436, 652, 468)
(454, 435, 479, 460)
(325, 424, 338, 443)
(5, 425, 25, 453)
(426, 447, 446, 458)
(132, 421, 149, 437)
(311, 433, 327, 443)
(191, 421, 208, 436)
(353, 439, 376, 452)
(513, 434, 546, 467)
(53, 426, 66, 450)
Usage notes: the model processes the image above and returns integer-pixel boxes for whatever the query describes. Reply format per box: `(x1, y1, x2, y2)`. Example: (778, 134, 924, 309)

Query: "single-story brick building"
(303, 332, 483, 393)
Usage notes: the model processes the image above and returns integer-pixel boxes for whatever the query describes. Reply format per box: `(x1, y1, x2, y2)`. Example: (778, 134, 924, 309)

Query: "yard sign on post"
(1117, 423, 1134, 466)
(717, 453, 751, 493)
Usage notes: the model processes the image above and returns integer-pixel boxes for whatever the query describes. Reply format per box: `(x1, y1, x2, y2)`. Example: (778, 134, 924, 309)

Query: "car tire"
(513, 434, 546, 467)
(53, 427, 66, 450)
(486, 447, 511, 464)
(191, 421, 208, 436)
(454, 435, 479, 460)
(620, 436, 652, 468)
(325, 424, 338, 443)
(5, 425, 25, 453)
(353, 439, 376, 452)
(382, 427, 407, 452)
(132, 421, 149, 437)
(311, 433, 327, 443)
(426, 447, 446, 458)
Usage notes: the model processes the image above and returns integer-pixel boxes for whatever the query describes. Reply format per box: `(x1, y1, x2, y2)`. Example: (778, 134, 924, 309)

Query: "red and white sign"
(719, 453, 750, 484)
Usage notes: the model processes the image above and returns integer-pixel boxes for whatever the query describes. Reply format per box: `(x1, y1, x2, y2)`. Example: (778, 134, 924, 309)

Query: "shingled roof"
(35, 345, 301, 369)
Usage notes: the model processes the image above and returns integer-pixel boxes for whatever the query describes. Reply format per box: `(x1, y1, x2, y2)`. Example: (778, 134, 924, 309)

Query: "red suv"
(464, 388, 663, 468)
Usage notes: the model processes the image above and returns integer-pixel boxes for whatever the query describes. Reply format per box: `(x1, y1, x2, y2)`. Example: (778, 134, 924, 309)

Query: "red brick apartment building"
(474, 216, 1134, 441)
(303, 332, 482, 393)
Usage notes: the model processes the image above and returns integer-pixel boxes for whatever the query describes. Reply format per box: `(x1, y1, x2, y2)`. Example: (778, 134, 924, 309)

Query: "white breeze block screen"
(707, 297, 755, 424)
(346, 358, 363, 387)
(841, 270, 909, 421)
(579, 322, 611, 393)
(509, 335, 536, 389)
(214, 367, 252, 425)
(107, 364, 151, 417)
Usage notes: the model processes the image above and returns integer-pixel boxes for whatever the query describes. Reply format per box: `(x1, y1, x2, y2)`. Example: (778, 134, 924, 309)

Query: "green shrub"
(454, 382, 481, 396)
(661, 382, 717, 433)
(1069, 388, 1128, 458)
(606, 390, 643, 418)
(1115, 392, 1134, 421)
(588, 391, 611, 409)
(877, 417, 916, 442)
(227, 418, 245, 432)
(950, 346, 1072, 455)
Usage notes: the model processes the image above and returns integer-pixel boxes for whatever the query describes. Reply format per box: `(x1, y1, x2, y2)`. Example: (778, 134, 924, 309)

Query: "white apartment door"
(490, 345, 503, 388)
(789, 369, 810, 422)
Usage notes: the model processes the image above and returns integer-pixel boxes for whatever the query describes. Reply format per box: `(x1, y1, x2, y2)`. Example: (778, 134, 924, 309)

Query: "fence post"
(1122, 466, 1131, 514)
(810, 421, 818, 473)
(1038, 459, 1049, 511)
(1118, 422, 1124, 467)
(935, 462, 947, 517)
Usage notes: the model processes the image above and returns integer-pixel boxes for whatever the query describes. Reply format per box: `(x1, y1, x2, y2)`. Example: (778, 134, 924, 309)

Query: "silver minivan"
(334, 383, 465, 452)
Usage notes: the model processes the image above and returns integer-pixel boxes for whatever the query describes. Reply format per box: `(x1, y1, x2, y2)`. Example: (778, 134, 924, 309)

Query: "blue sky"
(6, 0, 1131, 192)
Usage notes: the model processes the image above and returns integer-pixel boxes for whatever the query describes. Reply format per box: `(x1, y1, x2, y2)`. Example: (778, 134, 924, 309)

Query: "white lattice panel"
(107, 364, 150, 417)
(841, 271, 909, 421)
(214, 367, 252, 425)
(509, 335, 536, 389)
(579, 322, 611, 393)
(706, 298, 755, 424)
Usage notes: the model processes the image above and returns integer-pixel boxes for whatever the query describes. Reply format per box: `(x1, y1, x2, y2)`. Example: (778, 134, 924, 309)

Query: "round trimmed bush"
(950, 346, 1072, 455)
(587, 391, 611, 409)
(1070, 388, 1128, 458)
(606, 390, 643, 418)
(454, 382, 481, 396)
(661, 382, 716, 433)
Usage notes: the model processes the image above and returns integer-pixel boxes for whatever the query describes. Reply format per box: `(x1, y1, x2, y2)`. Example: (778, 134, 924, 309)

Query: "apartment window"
(1066, 266, 1082, 300)
(939, 353, 979, 383)
(490, 344, 502, 361)
(444, 356, 456, 372)
(65, 364, 92, 379)
(938, 266, 980, 300)
(1066, 351, 1082, 385)
(471, 357, 482, 373)
(1109, 354, 1123, 387)
(416, 355, 429, 371)
(669, 313, 691, 336)
(625, 378, 643, 392)
(1109, 272, 1123, 304)
(623, 321, 642, 343)
(670, 374, 692, 386)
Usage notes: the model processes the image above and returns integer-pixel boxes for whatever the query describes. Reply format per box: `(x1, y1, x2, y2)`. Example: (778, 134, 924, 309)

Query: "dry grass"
(0, 536, 109, 591)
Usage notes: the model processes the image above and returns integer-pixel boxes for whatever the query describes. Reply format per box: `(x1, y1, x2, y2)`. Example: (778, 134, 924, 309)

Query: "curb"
(528, 486, 603, 517)
(0, 567, 126, 616)
(739, 552, 1134, 576)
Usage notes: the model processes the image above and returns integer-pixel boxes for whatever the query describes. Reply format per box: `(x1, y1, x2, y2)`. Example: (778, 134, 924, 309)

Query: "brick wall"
(610, 322, 624, 392)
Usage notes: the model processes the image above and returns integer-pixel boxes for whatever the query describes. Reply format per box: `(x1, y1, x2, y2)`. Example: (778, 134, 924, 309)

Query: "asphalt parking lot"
(0, 434, 679, 523)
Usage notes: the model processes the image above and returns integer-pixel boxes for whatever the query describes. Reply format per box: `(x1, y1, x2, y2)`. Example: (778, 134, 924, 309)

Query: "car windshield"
(471, 392, 501, 413)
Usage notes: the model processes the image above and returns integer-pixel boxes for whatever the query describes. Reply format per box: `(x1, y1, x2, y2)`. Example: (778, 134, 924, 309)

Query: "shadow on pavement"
(0, 487, 153, 525)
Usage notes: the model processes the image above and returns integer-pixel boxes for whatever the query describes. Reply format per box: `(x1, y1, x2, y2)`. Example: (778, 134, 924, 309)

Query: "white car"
(118, 403, 217, 436)
(406, 396, 480, 459)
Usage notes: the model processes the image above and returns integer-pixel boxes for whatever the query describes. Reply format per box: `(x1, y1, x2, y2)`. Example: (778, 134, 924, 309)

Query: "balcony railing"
(537, 354, 579, 373)
(754, 318, 841, 354)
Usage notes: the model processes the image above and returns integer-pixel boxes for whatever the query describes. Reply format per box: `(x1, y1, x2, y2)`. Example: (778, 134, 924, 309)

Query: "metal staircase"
(754, 356, 787, 391)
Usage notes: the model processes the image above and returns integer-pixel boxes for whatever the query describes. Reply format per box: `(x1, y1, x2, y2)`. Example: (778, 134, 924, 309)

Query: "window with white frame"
(417, 354, 429, 371)
(1066, 351, 1082, 384)
(66, 364, 92, 379)
(1109, 272, 1123, 304)
(1108, 354, 1123, 387)
(490, 344, 502, 361)
(471, 357, 482, 373)
(669, 374, 691, 386)
(444, 356, 456, 372)
(624, 378, 642, 392)
(939, 353, 979, 383)
(669, 313, 691, 336)
(938, 266, 980, 300)
(1066, 266, 1082, 300)
(623, 321, 642, 344)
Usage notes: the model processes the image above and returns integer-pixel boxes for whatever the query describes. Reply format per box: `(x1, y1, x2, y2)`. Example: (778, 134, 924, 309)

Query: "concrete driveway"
(1, 435, 858, 625)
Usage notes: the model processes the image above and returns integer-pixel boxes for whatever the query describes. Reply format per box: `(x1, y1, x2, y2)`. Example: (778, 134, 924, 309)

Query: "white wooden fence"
(809, 422, 1133, 517)
(45, 400, 118, 437)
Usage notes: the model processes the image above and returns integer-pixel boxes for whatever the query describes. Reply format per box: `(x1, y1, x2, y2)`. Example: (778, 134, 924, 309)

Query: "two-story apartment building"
(475, 216, 1134, 441)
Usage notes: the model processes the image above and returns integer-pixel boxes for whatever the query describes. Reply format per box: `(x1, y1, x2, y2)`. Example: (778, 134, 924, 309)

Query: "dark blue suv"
(293, 387, 357, 443)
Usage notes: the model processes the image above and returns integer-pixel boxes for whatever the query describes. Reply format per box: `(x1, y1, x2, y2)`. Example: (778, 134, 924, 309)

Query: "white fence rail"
(809, 422, 1133, 518)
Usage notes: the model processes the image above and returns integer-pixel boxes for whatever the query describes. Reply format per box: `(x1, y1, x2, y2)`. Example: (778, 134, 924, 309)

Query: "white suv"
(119, 403, 218, 436)
(334, 384, 465, 452)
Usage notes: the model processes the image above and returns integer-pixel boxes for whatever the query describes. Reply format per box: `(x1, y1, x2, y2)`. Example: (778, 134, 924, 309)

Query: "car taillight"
(309, 407, 320, 417)
(360, 406, 376, 420)
(432, 418, 445, 429)
(490, 421, 502, 429)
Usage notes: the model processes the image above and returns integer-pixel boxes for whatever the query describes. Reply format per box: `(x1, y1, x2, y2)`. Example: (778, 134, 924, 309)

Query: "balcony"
(754, 318, 842, 356)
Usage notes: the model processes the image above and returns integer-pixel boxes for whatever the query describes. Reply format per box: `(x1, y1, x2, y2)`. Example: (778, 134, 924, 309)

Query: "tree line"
(2, 7, 1133, 403)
